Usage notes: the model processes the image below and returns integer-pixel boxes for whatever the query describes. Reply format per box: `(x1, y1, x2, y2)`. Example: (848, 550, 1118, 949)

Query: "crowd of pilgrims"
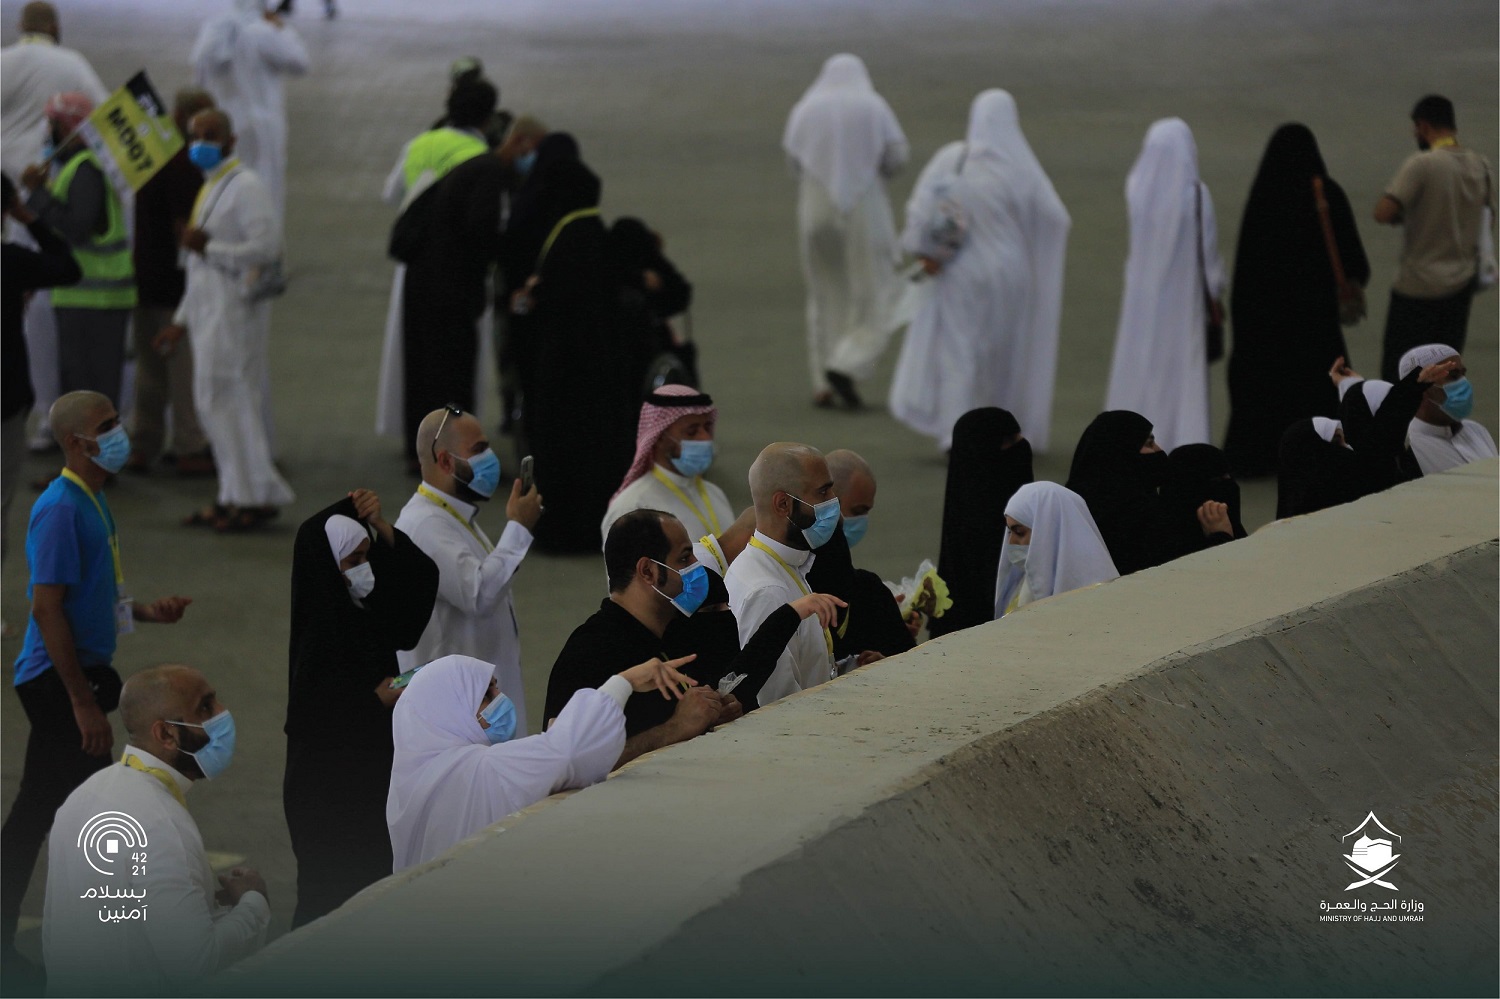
(3, 10, 1497, 992)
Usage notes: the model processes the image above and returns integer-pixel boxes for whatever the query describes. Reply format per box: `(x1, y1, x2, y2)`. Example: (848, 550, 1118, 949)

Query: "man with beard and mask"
(393, 406, 543, 734)
(43, 665, 269, 994)
(283, 490, 438, 927)
(726, 442, 884, 707)
(547, 510, 843, 748)
(2, 392, 190, 977)
(20, 92, 137, 411)
(1374, 96, 1495, 381)
(1395, 343, 1496, 475)
(806, 449, 914, 658)
(929, 408, 1034, 638)
(1066, 411, 1232, 576)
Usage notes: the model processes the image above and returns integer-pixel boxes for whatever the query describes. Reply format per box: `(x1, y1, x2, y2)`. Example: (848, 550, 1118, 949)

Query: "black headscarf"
(1163, 444, 1246, 557)
(929, 408, 1033, 638)
(285, 497, 440, 744)
(1066, 411, 1175, 576)
(1275, 420, 1373, 518)
(1337, 368, 1427, 490)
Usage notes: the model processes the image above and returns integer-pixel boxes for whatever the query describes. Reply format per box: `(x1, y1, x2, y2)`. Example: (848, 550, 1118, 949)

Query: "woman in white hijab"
(783, 54, 911, 409)
(994, 482, 1118, 619)
(387, 653, 694, 872)
(1105, 118, 1226, 452)
(889, 89, 1070, 453)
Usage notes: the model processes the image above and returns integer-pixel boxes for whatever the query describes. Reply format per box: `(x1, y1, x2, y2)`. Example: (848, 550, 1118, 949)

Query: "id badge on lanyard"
(115, 593, 135, 636)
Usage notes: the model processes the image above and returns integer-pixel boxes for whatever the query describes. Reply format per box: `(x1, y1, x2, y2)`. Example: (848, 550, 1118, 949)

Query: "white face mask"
(344, 561, 375, 600)
(1006, 544, 1029, 566)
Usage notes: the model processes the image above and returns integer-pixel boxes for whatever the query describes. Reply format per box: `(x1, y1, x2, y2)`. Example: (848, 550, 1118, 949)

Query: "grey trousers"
(55, 307, 129, 409)
(1, 411, 25, 565)
(129, 304, 207, 459)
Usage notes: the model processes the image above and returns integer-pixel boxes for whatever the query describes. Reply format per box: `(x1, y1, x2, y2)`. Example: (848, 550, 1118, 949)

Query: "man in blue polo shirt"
(0, 390, 191, 970)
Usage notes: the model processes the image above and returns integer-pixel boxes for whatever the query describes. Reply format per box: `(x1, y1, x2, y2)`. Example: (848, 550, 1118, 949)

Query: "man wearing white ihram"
(154, 109, 294, 532)
(890, 89, 1070, 453)
(783, 54, 911, 410)
(1105, 117, 1226, 453)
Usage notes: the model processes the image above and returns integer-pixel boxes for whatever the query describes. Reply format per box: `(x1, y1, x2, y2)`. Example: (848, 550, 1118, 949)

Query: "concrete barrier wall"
(227, 461, 1499, 997)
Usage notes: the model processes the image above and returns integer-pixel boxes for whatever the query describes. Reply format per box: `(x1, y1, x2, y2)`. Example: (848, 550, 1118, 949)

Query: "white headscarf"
(1398, 343, 1459, 379)
(324, 514, 369, 564)
(387, 655, 626, 872)
(994, 482, 1118, 618)
(965, 89, 1044, 176)
(1311, 417, 1342, 443)
(783, 53, 907, 213)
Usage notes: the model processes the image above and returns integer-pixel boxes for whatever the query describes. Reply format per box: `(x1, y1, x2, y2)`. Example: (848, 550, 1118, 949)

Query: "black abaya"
(1066, 411, 1176, 576)
(928, 408, 1033, 639)
(1337, 368, 1427, 490)
(1224, 123, 1371, 478)
(283, 498, 439, 927)
(1162, 444, 1246, 559)
(1275, 421, 1382, 518)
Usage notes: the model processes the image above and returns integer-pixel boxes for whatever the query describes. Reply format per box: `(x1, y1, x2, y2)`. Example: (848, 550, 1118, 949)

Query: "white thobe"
(190, 8, 309, 220)
(174, 160, 293, 508)
(1105, 118, 1225, 452)
(1407, 417, 1498, 475)
(2, 34, 110, 433)
(889, 91, 1070, 453)
(44, 748, 269, 995)
(725, 531, 833, 707)
(600, 465, 735, 546)
(388, 659, 629, 873)
(393, 484, 533, 734)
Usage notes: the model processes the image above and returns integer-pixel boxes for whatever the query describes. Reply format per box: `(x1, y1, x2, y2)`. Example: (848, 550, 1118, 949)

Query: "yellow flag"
(78, 71, 183, 192)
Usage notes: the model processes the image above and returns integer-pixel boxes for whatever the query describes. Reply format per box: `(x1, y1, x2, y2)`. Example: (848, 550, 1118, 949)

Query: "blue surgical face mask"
(454, 447, 501, 498)
(652, 560, 709, 616)
(1441, 378, 1474, 421)
(40, 139, 55, 163)
(168, 710, 236, 780)
(188, 141, 224, 173)
(669, 438, 715, 478)
(81, 424, 131, 474)
(479, 692, 517, 744)
(842, 514, 870, 548)
(790, 494, 841, 550)
(514, 149, 537, 177)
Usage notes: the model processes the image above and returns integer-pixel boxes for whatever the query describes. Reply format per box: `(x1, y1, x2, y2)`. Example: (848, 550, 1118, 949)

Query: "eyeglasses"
(431, 404, 463, 461)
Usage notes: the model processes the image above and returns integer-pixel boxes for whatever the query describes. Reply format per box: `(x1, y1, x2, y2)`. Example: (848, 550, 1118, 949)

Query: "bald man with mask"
(726, 442, 880, 706)
(44, 665, 269, 994)
(2, 392, 190, 971)
(394, 405, 543, 733)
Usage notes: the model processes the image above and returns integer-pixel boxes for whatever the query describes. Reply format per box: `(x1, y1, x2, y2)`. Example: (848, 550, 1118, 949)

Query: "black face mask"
(1137, 449, 1171, 489)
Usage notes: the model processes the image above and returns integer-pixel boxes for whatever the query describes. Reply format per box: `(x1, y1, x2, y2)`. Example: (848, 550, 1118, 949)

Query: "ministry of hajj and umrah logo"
(1341, 811, 1401, 891)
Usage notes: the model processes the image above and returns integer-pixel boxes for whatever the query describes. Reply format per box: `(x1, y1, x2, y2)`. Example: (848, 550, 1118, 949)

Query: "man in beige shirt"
(1374, 94, 1495, 380)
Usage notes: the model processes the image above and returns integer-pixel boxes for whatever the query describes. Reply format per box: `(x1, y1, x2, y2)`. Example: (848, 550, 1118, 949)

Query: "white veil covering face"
(994, 482, 1118, 619)
(782, 53, 908, 213)
(1105, 117, 1225, 452)
(386, 655, 626, 872)
(891, 89, 1070, 452)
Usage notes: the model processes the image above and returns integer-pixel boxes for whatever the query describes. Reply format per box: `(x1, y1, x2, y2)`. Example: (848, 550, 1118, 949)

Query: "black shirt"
(2, 219, 82, 419)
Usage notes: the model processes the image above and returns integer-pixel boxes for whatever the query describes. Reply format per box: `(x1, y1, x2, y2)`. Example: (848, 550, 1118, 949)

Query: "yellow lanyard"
(1431, 136, 1458, 150)
(698, 535, 727, 576)
(747, 537, 834, 660)
(537, 207, 601, 269)
(121, 753, 186, 808)
(188, 159, 240, 227)
(60, 469, 123, 585)
(652, 468, 723, 536)
(418, 485, 493, 553)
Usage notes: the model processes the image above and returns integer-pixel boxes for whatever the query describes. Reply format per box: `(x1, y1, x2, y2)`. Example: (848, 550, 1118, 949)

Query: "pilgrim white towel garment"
(173, 161, 294, 508)
(387, 656, 626, 872)
(190, 0, 309, 220)
(725, 531, 832, 706)
(600, 466, 734, 545)
(994, 482, 1118, 619)
(783, 54, 911, 391)
(1105, 118, 1225, 453)
(393, 485, 532, 735)
(1406, 418, 1497, 474)
(44, 749, 269, 994)
(0, 33, 109, 181)
(889, 90, 1070, 453)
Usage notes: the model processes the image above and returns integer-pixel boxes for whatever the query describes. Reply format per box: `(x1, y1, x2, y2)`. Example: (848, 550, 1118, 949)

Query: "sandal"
(215, 507, 270, 533)
(183, 504, 228, 528)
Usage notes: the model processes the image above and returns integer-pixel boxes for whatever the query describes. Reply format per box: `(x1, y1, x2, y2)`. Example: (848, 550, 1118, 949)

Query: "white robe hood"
(782, 54, 907, 213)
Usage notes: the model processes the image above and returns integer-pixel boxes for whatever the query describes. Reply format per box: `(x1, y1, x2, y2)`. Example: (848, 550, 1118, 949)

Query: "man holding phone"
(394, 406, 543, 733)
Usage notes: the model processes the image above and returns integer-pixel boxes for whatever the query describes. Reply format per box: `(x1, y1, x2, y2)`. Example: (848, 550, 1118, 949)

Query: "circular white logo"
(76, 811, 149, 876)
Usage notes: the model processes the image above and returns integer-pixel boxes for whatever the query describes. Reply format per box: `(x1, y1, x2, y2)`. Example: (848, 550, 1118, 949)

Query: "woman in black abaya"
(283, 491, 438, 927)
(928, 408, 1034, 638)
(1223, 123, 1370, 478)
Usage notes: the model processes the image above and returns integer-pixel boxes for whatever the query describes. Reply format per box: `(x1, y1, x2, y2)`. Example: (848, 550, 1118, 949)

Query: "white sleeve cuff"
(237, 890, 272, 927)
(598, 675, 632, 710)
